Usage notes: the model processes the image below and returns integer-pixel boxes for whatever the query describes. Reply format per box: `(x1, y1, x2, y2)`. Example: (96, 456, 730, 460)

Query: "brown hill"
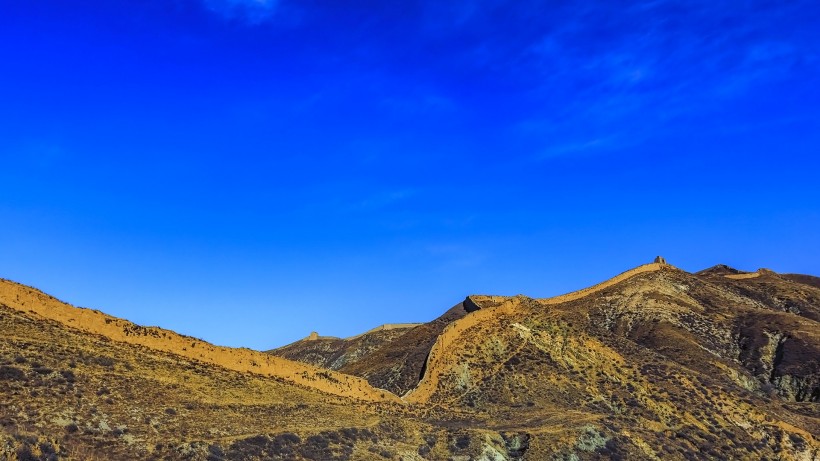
(696, 264, 746, 276)
(400, 263, 819, 459)
(0, 300, 401, 460)
(2, 260, 819, 460)
(782, 273, 820, 290)
(0, 279, 397, 404)
(695, 267, 820, 322)
(267, 324, 420, 370)
(268, 298, 514, 396)
(0, 281, 524, 460)
(335, 301, 477, 395)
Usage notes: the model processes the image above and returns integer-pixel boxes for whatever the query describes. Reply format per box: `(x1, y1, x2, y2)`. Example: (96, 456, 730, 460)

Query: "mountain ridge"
(2, 260, 819, 460)
(405, 262, 668, 403)
(0, 279, 399, 403)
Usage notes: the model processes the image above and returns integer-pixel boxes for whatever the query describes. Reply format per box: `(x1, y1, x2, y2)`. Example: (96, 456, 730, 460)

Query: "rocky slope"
(267, 300, 519, 397)
(267, 325, 419, 371)
(401, 262, 819, 459)
(2, 260, 819, 460)
(336, 302, 477, 396)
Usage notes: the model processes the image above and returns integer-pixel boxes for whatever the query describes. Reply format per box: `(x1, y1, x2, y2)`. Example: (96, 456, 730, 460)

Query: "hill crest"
(0, 279, 399, 403)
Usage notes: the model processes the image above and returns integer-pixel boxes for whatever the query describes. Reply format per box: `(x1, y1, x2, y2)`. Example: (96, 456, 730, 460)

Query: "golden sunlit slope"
(273, 301, 478, 396)
(0, 302, 392, 459)
(404, 262, 666, 404)
(2, 260, 819, 460)
(0, 295, 548, 461)
(0, 279, 397, 404)
(396, 263, 819, 459)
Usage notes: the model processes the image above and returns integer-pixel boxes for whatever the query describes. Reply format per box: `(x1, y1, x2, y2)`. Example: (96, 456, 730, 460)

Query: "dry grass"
(1, 261, 819, 460)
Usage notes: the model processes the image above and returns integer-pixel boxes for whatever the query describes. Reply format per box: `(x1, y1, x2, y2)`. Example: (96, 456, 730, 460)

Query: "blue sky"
(1, 0, 819, 349)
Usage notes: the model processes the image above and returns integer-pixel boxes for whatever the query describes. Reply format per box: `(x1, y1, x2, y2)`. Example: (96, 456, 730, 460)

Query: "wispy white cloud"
(500, 0, 820, 163)
(203, 0, 278, 23)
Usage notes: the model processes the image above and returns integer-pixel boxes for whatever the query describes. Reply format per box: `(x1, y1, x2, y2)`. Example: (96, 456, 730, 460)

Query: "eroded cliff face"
(735, 313, 820, 402)
(692, 268, 820, 401)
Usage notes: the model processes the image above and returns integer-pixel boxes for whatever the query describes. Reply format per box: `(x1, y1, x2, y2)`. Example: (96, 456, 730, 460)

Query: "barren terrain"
(2, 259, 818, 460)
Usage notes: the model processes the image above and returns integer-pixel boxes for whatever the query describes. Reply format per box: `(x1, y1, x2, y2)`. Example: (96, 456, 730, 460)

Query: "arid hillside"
(268, 324, 420, 371)
(2, 259, 819, 460)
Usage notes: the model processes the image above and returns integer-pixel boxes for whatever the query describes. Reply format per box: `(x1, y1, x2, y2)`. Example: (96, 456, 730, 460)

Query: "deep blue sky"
(1, 0, 819, 349)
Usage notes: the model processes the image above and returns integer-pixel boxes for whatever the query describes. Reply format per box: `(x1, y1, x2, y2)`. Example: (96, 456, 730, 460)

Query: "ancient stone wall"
(404, 262, 668, 403)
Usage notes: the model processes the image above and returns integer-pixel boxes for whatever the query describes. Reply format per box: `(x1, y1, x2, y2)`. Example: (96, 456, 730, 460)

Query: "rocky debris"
(501, 433, 530, 460)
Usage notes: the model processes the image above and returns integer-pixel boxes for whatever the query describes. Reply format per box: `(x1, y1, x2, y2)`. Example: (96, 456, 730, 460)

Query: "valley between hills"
(1, 259, 818, 460)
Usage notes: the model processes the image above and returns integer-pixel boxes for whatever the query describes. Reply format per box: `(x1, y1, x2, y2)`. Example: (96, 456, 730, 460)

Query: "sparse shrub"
(0, 365, 25, 381)
(227, 434, 284, 459)
(367, 445, 392, 458)
(61, 370, 76, 383)
(164, 407, 177, 416)
(16, 445, 37, 461)
(269, 432, 301, 457)
(339, 427, 372, 441)
(452, 434, 470, 450)
(789, 433, 806, 451)
(93, 356, 115, 368)
(277, 433, 301, 444)
(297, 431, 355, 461)
(207, 444, 225, 461)
(39, 442, 56, 456)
